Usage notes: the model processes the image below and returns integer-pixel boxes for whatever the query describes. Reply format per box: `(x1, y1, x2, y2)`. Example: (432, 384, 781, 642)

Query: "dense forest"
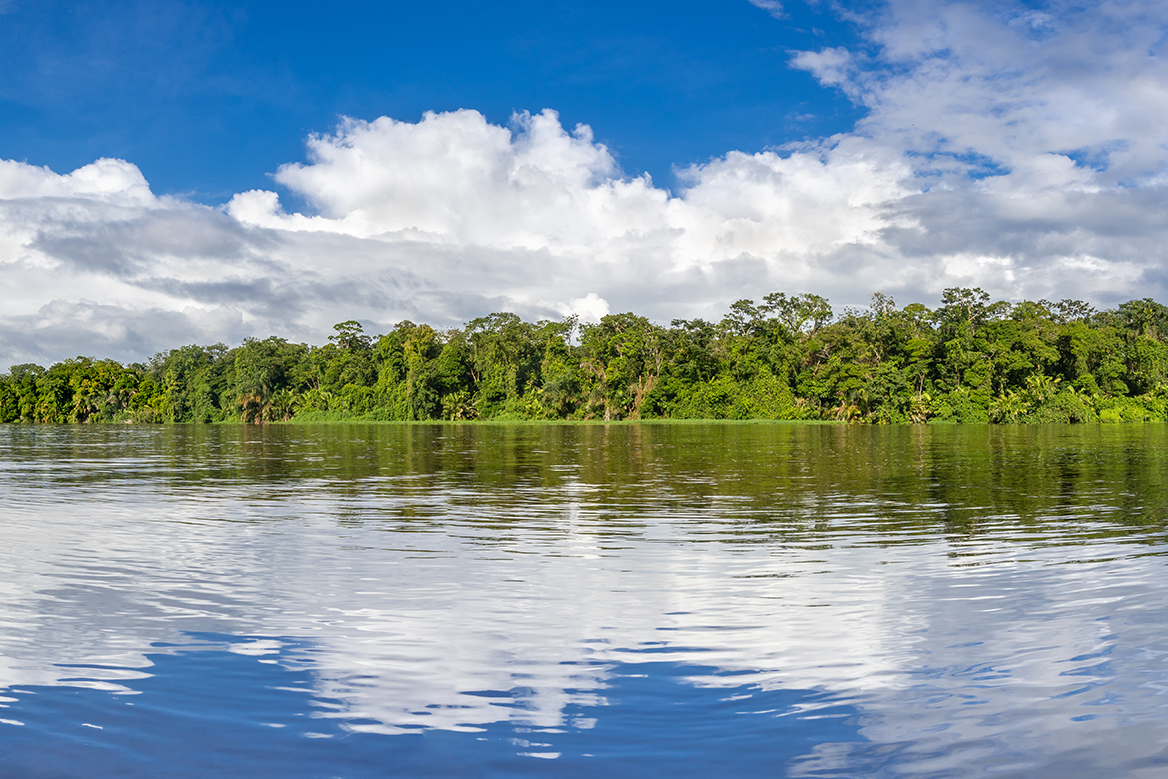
(4, 288, 1168, 425)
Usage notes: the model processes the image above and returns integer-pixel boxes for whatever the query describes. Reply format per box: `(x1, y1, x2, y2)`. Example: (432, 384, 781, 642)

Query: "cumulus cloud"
(3, 0, 1168, 367)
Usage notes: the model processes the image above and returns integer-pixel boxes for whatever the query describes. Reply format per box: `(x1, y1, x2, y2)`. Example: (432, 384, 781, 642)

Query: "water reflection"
(1, 423, 1167, 777)
(0, 633, 864, 779)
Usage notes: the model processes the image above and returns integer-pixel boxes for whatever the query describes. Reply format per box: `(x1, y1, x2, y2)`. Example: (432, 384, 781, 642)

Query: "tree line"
(4, 288, 1168, 425)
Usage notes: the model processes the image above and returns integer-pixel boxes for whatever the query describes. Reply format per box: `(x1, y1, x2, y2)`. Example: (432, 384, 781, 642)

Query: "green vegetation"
(5, 289, 1168, 424)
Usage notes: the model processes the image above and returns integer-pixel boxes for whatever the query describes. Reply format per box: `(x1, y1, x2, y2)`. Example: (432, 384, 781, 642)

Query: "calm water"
(1, 423, 1167, 778)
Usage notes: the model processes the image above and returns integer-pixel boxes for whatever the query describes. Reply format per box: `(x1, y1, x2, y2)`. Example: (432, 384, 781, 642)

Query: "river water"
(1, 423, 1166, 778)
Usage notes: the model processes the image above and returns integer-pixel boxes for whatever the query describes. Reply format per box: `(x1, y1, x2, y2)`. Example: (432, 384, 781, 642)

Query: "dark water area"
(1, 423, 1167, 777)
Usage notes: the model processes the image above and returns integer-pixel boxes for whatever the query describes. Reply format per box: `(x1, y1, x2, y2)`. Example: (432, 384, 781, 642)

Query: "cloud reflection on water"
(1, 424, 1167, 777)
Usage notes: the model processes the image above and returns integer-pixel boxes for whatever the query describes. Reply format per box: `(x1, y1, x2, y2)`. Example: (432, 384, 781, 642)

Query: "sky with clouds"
(1, 0, 1167, 367)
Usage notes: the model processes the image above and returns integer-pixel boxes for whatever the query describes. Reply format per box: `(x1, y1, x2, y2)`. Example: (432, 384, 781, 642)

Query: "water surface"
(1, 423, 1167, 777)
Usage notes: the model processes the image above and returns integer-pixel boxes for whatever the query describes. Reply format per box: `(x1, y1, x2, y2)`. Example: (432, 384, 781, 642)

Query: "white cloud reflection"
(1, 443, 1166, 779)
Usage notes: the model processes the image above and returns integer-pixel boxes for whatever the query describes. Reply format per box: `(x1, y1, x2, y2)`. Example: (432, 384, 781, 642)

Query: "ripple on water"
(0, 423, 1167, 777)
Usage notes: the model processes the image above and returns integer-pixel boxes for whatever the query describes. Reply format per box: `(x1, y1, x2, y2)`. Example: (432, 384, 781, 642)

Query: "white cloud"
(4, 0, 1168, 367)
(748, 0, 785, 20)
(0, 157, 154, 201)
(794, 0, 1168, 188)
(554, 292, 611, 323)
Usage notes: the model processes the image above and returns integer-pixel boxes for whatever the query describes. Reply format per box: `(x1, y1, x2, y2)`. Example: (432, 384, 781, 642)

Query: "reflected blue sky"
(0, 632, 864, 778)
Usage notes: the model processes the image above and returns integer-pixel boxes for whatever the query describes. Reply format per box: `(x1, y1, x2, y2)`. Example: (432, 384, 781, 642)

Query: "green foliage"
(579, 313, 663, 420)
(7, 290, 1168, 425)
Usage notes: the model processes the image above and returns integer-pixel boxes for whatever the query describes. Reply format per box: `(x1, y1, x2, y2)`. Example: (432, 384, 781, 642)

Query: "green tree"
(579, 313, 663, 420)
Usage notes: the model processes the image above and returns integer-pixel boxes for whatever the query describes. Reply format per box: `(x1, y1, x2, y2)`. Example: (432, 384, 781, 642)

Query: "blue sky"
(2, 0, 1168, 366)
(0, 0, 864, 202)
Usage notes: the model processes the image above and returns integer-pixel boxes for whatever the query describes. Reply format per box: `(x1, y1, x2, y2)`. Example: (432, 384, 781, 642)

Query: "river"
(1, 423, 1166, 777)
